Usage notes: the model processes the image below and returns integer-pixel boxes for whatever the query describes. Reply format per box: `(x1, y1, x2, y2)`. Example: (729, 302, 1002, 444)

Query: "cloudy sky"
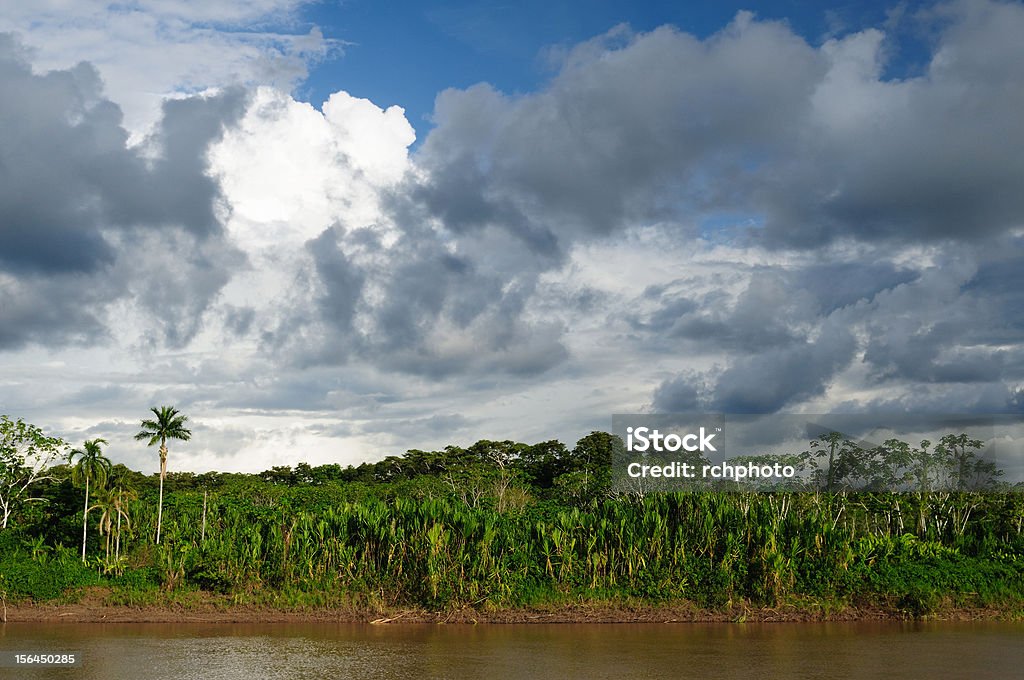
(1, 0, 1022, 474)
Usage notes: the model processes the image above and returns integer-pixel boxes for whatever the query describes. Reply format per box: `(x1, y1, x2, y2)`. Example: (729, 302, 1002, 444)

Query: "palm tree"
(135, 406, 191, 544)
(90, 488, 116, 563)
(91, 485, 132, 565)
(91, 471, 137, 561)
(69, 438, 112, 563)
(109, 475, 137, 560)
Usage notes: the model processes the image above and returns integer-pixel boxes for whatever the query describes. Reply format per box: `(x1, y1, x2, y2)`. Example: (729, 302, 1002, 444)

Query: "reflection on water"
(2, 620, 1022, 679)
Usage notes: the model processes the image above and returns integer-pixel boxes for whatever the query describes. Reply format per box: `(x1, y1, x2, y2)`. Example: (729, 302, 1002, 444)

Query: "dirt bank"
(4, 594, 1015, 625)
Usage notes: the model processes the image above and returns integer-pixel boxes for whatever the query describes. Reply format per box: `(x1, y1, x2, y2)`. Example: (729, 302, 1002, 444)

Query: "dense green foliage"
(1, 423, 1022, 616)
(0, 415, 67, 530)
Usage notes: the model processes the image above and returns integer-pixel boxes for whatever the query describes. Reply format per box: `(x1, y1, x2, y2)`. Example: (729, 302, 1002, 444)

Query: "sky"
(1, 0, 1023, 474)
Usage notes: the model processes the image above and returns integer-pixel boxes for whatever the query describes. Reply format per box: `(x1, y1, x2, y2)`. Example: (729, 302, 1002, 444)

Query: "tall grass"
(94, 490, 1024, 610)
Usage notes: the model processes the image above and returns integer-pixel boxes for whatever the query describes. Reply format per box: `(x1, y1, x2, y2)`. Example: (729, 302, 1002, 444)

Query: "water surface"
(2, 621, 1022, 679)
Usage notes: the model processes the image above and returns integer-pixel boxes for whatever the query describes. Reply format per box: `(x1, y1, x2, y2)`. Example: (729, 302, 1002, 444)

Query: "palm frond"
(135, 406, 192, 445)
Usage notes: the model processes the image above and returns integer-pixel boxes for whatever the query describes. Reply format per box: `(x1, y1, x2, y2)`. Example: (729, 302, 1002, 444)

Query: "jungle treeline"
(1, 424, 1023, 616)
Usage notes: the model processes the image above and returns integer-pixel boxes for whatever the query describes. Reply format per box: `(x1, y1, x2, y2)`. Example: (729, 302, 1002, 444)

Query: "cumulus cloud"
(210, 85, 569, 379)
(760, 2, 1024, 246)
(192, 0, 1024, 460)
(0, 0, 331, 134)
(408, 1, 1024, 252)
(404, 0, 1024, 418)
(0, 36, 248, 349)
(412, 16, 821, 249)
(709, 323, 860, 413)
(4, 1, 1024, 470)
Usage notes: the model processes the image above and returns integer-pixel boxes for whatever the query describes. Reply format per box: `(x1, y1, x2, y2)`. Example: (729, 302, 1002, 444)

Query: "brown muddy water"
(1, 621, 1022, 679)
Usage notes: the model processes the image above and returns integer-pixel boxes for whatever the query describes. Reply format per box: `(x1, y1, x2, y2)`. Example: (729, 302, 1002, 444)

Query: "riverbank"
(5, 589, 1019, 624)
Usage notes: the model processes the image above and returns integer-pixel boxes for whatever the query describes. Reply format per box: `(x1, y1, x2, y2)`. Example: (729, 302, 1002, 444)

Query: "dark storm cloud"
(632, 259, 919, 362)
(0, 35, 249, 349)
(307, 226, 364, 334)
(359, 231, 568, 376)
(7, 0, 1024, 454)
(110, 87, 249, 235)
(127, 230, 248, 347)
(627, 294, 699, 334)
(679, 272, 809, 353)
(757, 0, 1024, 246)
(412, 17, 822, 252)
(836, 382, 1024, 416)
(794, 262, 919, 315)
(651, 375, 702, 413)
(863, 325, 1011, 385)
(0, 39, 122, 275)
(960, 247, 1024, 345)
(280, 206, 568, 378)
(408, 1, 1024, 252)
(708, 323, 859, 413)
(860, 242, 1024, 386)
(649, 237, 1024, 415)
(213, 373, 338, 412)
(0, 273, 114, 347)
(265, 1, 1024, 394)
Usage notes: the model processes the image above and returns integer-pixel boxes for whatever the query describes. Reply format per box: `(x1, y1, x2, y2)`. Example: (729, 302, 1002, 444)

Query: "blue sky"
(300, 0, 931, 132)
(1, 0, 1023, 472)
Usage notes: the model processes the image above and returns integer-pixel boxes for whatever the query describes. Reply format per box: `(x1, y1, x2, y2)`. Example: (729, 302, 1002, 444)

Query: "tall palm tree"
(69, 438, 112, 562)
(135, 406, 191, 544)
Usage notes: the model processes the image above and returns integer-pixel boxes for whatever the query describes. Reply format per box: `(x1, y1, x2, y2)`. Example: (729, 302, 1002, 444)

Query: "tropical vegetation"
(69, 438, 111, 562)
(134, 406, 192, 545)
(0, 415, 1022, 619)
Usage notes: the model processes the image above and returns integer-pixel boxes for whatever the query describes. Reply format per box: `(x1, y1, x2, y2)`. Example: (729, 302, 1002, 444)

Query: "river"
(2, 621, 1022, 679)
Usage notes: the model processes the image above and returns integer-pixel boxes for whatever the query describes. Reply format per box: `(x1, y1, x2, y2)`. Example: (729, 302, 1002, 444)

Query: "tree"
(871, 438, 916, 490)
(911, 439, 938, 492)
(553, 432, 620, 505)
(135, 406, 192, 544)
(70, 438, 112, 562)
(516, 440, 570, 491)
(803, 432, 865, 491)
(91, 480, 134, 568)
(260, 465, 297, 485)
(935, 433, 1000, 491)
(467, 440, 529, 512)
(0, 416, 66, 529)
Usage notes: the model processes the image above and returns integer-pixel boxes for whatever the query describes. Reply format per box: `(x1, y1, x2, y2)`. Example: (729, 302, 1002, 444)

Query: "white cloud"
(210, 87, 415, 250)
(4, 1, 1024, 472)
(0, 0, 331, 135)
